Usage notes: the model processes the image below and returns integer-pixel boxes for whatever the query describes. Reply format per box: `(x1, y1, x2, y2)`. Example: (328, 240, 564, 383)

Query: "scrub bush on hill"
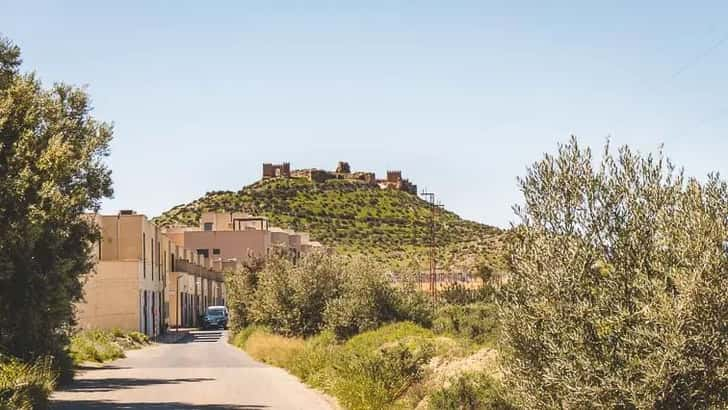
(153, 172, 505, 272)
(501, 138, 728, 408)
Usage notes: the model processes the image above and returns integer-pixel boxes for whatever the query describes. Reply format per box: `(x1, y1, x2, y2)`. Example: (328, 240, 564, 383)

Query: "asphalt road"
(51, 330, 335, 410)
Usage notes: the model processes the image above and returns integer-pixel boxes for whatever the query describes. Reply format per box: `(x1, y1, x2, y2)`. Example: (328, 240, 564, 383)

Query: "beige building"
(164, 212, 322, 267)
(166, 250, 225, 329)
(76, 212, 225, 337)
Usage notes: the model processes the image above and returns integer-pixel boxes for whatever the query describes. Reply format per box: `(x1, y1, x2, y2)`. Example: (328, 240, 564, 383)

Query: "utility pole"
(410, 205, 420, 291)
(420, 191, 443, 304)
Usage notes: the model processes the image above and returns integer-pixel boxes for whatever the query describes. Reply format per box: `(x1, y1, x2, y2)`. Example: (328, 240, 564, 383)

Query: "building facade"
(76, 212, 226, 337)
(164, 212, 322, 268)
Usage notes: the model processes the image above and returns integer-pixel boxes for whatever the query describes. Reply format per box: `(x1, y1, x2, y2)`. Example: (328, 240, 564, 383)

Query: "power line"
(660, 30, 728, 140)
(667, 30, 728, 81)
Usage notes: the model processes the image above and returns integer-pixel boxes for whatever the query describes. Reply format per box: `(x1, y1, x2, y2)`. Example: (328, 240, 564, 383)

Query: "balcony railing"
(174, 259, 224, 282)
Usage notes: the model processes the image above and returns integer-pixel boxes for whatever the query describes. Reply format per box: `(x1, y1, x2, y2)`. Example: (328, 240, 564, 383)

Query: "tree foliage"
(0, 36, 113, 378)
(251, 253, 345, 337)
(225, 252, 432, 339)
(500, 137, 728, 408)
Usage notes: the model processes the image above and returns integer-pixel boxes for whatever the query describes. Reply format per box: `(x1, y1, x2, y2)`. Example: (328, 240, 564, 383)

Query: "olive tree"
(0, 36, 113, 378)
(500, 137, 728, 408)
(250, 252, 346, 337)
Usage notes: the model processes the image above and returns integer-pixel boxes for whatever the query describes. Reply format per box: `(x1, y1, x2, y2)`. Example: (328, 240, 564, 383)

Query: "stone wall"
(267, 161, 416, 194)
(262, 162, 291, 178)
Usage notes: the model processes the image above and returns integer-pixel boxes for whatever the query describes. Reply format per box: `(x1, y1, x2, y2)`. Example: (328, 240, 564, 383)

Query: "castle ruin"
(262, 162, 291, 179)
(261, 161, 417, 195)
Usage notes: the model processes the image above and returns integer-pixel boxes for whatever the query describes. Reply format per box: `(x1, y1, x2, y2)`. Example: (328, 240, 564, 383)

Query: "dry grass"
(426, 348, 500, 388)
(243, 330, 305, 368)
(231, 323, 509, 409)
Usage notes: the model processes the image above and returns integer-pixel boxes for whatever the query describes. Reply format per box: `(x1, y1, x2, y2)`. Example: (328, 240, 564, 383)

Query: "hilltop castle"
(261, 161, 418, 195)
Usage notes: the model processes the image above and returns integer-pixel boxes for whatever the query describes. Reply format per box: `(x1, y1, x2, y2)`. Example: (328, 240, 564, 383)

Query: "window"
(203, 222, 213, 231)
(212, 248, 220, 255)
(197, 249, 209, 258)
(151, 238, 154, 280)
(149, 238, 154, 280)
(157, 240, 161, 280)
(142, 233, 146, 278)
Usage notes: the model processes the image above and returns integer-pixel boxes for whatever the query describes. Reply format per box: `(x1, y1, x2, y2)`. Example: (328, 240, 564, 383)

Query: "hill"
(154, 177, 504, 273)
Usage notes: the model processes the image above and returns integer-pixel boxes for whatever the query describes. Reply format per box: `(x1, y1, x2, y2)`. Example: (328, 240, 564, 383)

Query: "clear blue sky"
(2, 1, 728, 228)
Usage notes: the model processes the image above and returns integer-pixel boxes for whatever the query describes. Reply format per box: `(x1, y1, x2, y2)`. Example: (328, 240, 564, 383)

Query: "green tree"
(0, 36, 113, 378)
(500, 137, 728, 408)
(224, 257, 266, 331)
(250, 253, 345, 337)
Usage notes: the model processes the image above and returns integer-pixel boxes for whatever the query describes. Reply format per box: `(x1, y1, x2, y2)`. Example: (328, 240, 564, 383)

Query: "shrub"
(229, 252, 432, 340)
(69, 329, 148, 365)
(344, 322, 434, 353)
(224, 257, 266, 331)
(433, 303, 499, 346)
(0, 355, 56, 410)
(502, 138, 728, 408)
(393, 281, 434, 328)
(439, 283, 494, 305)
(323, 259, 403, 339)
(251, 254, 345, 336)
(110, 329, 150, 350)
(126, 331, 149, 346)
(231, 321, 472, 410)
(333, 340, 434, 409)
(289, 330, 340, 385)
(428, 372, 513, 410)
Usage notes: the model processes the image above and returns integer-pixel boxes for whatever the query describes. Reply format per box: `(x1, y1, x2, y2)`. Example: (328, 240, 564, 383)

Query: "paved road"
(52, 330, 335, 410)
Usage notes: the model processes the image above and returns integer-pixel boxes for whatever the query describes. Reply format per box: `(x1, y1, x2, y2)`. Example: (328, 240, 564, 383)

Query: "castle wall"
(262, 162, 290, 178)
(265, 162, 415, 194)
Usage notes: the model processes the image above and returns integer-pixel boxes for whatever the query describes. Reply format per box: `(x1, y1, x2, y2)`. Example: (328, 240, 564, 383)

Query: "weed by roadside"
(243, 330, 304, 368)
(69, 329, 150, 365)
(0, 354, 56, 410)
(232, 322, 499, 410)
(427, 372, 514, 410)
